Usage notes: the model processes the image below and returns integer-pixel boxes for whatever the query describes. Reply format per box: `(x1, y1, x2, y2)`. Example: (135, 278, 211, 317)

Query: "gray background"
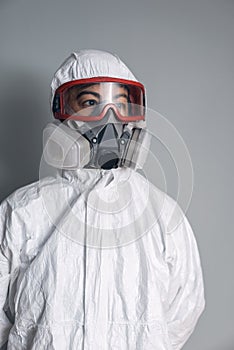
(0, 0, 233, 349)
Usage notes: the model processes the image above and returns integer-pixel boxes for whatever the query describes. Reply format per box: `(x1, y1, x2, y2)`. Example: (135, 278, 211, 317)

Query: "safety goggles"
(52, 77, 145, 122)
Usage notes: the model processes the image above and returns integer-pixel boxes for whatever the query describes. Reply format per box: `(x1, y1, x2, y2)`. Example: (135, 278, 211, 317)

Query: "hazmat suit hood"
(50, 49, 139, 109)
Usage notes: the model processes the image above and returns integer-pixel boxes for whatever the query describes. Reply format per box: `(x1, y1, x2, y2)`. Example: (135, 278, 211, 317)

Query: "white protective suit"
(0, 50, 205, 350)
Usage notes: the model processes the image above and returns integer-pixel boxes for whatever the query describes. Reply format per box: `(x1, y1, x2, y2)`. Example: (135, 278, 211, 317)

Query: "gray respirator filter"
(43, 120, 151, 170)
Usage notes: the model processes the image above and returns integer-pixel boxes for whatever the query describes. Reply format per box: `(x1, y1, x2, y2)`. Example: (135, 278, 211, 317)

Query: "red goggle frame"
(52, 77, 146, 122)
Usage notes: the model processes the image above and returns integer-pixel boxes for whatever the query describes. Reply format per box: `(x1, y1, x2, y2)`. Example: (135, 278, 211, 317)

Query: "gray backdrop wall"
(0, 0, 233, 349)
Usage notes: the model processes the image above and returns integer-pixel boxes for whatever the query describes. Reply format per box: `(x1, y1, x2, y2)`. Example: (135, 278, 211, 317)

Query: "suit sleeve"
(0, 200, 18, 348)
(164, 211, 205, 350)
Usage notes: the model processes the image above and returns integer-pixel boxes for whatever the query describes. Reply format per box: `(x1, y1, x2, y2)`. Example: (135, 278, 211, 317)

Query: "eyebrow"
(114, 93, 129, 101)
(76, 91, 100, 99)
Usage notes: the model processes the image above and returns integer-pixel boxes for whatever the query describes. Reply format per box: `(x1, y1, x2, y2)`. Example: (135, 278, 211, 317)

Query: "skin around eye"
(69, 93, 100, 112)
(77, 97, 99, 109)
(65, 83, 130, 115)
(114, 96, 129, 115)
(114, 102, 127, 115)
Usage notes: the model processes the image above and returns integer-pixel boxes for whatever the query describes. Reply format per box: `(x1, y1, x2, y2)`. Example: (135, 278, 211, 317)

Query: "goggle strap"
(53, 95, 61, 113)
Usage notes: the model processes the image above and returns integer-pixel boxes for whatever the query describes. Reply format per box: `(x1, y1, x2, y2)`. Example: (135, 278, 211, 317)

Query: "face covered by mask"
(43, 51, 151, 170)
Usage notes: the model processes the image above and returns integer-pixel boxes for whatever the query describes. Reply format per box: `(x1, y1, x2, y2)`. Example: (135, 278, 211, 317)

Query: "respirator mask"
(43, 77, 151, 170)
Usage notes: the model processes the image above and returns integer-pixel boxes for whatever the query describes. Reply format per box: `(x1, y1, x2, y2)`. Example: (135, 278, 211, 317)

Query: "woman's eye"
(82, 99, 98, 107)
(116, 102, 127, 111)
